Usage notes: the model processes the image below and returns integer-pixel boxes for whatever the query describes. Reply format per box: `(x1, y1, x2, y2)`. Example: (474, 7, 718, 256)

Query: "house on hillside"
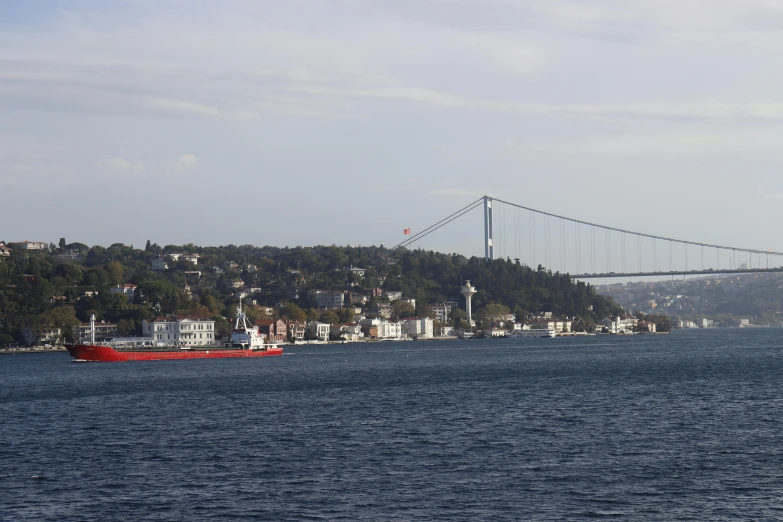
(110, 284, 137, 302)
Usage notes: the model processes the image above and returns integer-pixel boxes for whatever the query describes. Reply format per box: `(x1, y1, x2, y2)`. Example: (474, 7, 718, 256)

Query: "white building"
(739, 318, 750, 327)
(399, 298, 416, 310)
(528, 320, 572, 334)
(0, 241, 11, 257)
(151, 258, 168, 272)
(306, 321, 331, 341)
(21, 327, 61, 346)
(110, 284, 137, 301)
(384, 290, 403, 301)
(330, 323, 364, 342)
(78, 321, 118, 343)
(402, 317, 434, 339)
(427, 303, 453, 322)
(601, 316, 638, 334)
(359, 318, 402, 339)
(141, 316, 216, 346)
(310, 290, 344, 309)
(379, 320, 402, 339)
(341, 266, 366, 278)
(16, 241, 48, 251)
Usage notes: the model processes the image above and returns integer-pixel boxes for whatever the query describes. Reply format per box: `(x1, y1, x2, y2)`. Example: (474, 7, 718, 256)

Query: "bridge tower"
(461, 280, 477, 326)
(484, 196, 494, 261)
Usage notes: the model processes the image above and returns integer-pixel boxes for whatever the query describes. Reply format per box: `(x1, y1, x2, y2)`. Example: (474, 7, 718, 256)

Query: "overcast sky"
(3, 0, 783, 262)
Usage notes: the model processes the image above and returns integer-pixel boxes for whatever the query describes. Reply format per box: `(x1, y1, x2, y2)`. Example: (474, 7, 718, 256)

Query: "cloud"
(165, 154, 199, 175)
(97, 157, 146, 174)
(430, 188, 483, 196)
(145, 97, 222, 118)
(757, 188, 783, 201)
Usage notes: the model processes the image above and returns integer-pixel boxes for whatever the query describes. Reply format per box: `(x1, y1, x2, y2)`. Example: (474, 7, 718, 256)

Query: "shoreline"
(0, 347, 67, 354)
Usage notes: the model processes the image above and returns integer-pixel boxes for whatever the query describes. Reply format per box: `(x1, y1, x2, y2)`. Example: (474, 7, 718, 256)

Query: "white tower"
(460, 280, 477, 326)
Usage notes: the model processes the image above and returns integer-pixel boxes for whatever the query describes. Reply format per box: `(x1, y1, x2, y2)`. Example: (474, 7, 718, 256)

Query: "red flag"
(403, 228, 411, 235)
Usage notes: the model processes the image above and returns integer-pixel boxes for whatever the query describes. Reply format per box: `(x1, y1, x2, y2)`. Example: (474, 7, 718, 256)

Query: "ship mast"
(234, 300, 250, 330)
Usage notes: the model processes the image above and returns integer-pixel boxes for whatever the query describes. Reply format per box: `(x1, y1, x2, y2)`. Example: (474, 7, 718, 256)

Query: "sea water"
(2, 329, 782, 520)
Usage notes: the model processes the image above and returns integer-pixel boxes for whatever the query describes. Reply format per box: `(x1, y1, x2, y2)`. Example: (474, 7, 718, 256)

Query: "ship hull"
(65, 344, 283, 362)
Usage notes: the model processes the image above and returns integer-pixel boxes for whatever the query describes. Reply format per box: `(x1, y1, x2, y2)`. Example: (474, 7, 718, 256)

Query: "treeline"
(0, 241, 622, 346)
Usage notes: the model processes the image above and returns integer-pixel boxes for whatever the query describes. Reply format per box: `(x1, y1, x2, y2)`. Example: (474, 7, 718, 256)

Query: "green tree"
(213, 316, 231, 340)
(392, 301, 415, 319)
(319, 310, 339, 324)
(280, 302, 306, 323)
(105, 262, 124, 286)
(59, 238, 66, 250)
(40, 306, 80, 344)
(117, 318, 136, 336)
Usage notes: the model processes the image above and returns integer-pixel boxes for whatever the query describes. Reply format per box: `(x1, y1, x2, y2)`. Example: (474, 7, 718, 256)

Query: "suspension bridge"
(395, 196, 783, 280)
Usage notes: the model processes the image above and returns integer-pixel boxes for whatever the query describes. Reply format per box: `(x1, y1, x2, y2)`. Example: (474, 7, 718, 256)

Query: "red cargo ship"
(67, 305, 283, 362)
(65, 343, 283, 362)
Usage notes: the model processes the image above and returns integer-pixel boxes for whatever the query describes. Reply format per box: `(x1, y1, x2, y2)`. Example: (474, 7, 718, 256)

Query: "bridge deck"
(573, 268, 783, 279)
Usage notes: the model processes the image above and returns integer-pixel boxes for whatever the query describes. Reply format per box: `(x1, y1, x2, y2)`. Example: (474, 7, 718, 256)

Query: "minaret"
(460, 280, 477, 326)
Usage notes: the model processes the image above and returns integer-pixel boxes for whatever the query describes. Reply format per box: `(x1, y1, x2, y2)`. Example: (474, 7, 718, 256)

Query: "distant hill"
(0, 243, 622, 346)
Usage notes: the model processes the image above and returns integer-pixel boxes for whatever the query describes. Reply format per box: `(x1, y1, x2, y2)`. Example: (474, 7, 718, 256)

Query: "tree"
(105, 262, 124, 285)
(59, 238, 66, 250)
(280, 302, 306, 323)
(319, 310, 339, 325)
(40, 306, 80, 344)
(654, 316, 671, 332)
(337, 308, 355, 323)
(392, 300, 415, 320)
(145, 240, 152, 252)
(213, 316, 231, 340)
(117, 318, 135, 336)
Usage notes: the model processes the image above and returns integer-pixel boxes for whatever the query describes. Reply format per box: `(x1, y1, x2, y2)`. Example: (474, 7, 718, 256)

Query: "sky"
(3, 0, 783, 261)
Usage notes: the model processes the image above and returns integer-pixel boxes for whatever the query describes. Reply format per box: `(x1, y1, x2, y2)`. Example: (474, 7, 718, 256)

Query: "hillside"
(0, 241, 622, 346)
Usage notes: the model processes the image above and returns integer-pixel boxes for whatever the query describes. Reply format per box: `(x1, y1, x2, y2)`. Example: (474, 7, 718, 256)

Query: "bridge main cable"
(394, 197, 484, 250)
(490, 196, 783, 256)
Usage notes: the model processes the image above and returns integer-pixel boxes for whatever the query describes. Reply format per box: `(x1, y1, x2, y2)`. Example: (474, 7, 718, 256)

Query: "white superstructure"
(230, 302, 267, 349)
(508, 328, 556, 338)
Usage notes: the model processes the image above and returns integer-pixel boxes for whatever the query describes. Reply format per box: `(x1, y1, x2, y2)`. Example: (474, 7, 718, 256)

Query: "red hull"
(65, 344, 283, 362)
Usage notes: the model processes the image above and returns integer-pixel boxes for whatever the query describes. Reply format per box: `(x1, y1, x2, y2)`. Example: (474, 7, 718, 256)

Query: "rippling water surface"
(2, 329, 783, 520)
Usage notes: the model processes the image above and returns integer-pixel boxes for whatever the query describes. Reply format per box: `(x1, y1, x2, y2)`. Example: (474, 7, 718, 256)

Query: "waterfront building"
(21, 327, 61, 346)
(330, 323, 364, 342)
(601, 316, 638, 334)
(528, 319, 572, 334)
(256, 319, 287, 343)
(306, 321, 330, 341)
(288, 321, 306, 341)
(402, 317, 434, 339)
(359, 318, 402, 339)
(141, 316, 216, 346)
(78, 321, 118, 343)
